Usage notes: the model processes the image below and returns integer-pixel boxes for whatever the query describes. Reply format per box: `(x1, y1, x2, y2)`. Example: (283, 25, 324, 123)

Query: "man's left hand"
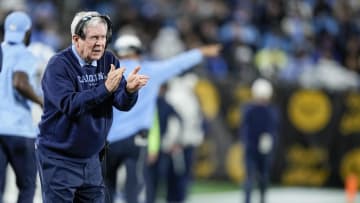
(126, 66, 149, 93)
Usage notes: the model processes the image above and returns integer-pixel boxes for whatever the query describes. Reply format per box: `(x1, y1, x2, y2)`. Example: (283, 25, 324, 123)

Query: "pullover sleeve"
(42, 57, 113, 117)
(112, 77, 138, 111)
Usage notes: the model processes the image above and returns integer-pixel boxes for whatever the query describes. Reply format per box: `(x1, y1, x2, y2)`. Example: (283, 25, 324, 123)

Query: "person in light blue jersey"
(35, 11, 148, 203)
(104, 34, 221, 203)
(0, 11, 43, 203)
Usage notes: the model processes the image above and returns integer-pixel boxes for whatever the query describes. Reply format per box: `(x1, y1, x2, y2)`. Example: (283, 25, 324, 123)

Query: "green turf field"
(190, 179, 239, 194)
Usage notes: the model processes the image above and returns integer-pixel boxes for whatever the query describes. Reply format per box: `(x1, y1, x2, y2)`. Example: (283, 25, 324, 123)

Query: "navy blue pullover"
(37, 47, 138, 159)
(240, 103, 279, 154)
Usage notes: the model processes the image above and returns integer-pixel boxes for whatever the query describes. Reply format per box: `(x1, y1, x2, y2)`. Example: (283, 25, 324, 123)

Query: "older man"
(35, 11, 148, 203)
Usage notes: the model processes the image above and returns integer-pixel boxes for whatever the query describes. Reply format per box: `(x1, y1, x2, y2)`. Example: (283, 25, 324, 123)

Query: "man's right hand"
(105, 64, 125, 93)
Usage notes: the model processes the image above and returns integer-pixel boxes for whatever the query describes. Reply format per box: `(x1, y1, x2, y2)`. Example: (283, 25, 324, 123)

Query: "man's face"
(73, 23, 107, 62)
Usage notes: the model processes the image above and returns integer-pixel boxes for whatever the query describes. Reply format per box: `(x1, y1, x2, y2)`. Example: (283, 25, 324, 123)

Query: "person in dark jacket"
(240, 78, 279, 203)
(35, 11, 148, 203)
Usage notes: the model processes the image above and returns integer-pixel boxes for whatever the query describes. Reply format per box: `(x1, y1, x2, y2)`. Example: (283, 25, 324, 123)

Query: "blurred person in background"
(254, 27, 288, 80)
(145, 83, 184, 203)
(240, 78, 279, 203)
(341, 35, 360, 75)
(27, 42, 56, 125)
(105, 33, 221, 203)
(0, 11, 43, 203)
(164, 72, 206, 203)
(277, 41, 314, 84)
(28, 0, 63, 51)
(35, 11, 148, 202)
(299, 34, 360, 91)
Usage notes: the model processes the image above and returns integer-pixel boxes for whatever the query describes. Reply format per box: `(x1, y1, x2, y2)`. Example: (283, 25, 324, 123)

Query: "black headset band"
(74, 14, 112, 44)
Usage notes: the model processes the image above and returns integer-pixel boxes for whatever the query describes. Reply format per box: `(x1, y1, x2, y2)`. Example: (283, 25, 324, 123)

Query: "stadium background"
(1, 0, 360, 197)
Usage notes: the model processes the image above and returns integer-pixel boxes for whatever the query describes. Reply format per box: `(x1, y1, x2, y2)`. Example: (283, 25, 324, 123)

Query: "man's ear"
(72, 35, 80, 44)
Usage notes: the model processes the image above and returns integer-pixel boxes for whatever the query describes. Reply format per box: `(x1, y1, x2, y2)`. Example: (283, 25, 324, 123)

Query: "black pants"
(104, 131, 148, 203)
(145, 146, 194, 203)
(244, 151, 271, 203)
(0, 135, 36, 203)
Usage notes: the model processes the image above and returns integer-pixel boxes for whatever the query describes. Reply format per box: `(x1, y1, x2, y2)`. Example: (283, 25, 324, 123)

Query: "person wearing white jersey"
(0, 11, 43, 203)
(105, 33, 221, 203)
(163, 72, 206, 203)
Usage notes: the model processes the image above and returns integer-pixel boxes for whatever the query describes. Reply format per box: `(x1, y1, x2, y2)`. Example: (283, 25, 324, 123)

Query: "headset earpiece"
(102, 15, 112, 45)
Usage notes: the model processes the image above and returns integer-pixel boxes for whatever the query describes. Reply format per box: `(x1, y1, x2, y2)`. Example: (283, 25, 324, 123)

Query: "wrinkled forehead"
(84, 23, 107, 36)
(86, 16, 107, 28)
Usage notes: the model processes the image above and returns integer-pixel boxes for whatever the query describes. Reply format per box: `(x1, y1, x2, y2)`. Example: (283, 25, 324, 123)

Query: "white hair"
(70, 11, 107, 36)
(251, 78, 273, 101)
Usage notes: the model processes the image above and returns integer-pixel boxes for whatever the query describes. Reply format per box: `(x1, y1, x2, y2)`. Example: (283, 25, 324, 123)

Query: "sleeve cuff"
(125, 88, 138, 98)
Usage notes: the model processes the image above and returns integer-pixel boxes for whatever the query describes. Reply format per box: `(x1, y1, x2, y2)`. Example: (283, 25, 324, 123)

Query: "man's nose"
(95, 37, 106, 45)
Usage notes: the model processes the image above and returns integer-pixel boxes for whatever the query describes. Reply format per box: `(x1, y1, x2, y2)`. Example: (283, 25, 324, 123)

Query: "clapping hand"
(105, 64, 125, 93)
(126, 66, 149, 93)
